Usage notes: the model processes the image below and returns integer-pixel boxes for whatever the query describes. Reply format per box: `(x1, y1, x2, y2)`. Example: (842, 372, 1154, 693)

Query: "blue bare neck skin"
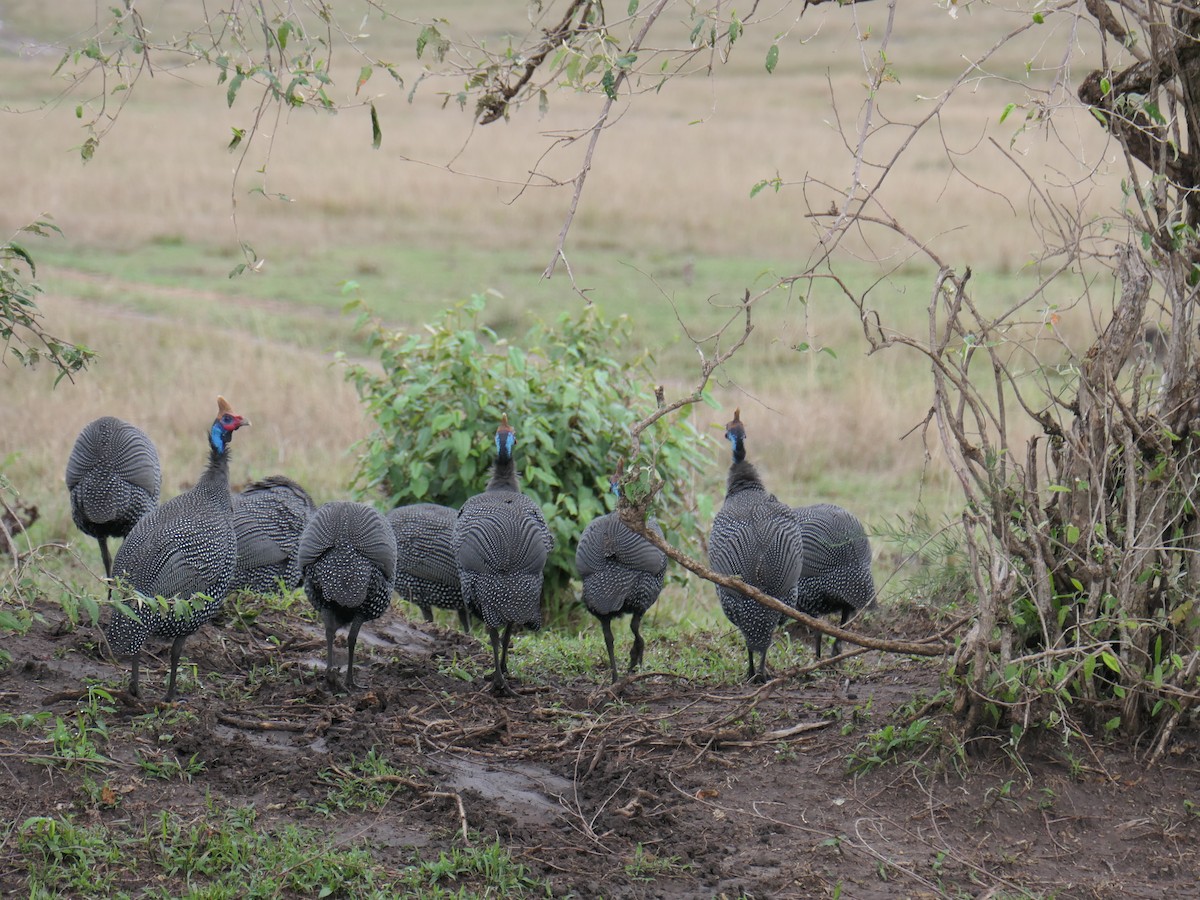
(725, 429, 763, 494)
(496, 430, 514, 462)
(487, 429, 519, 491)
(727, 429, 746, 464)
(210, 422, 228, 455)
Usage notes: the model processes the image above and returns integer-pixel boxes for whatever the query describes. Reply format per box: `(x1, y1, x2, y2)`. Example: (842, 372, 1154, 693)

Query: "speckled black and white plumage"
(230, 475, 315, 594)
(791, 503, 874, 657)
(387, 503, 469, 630)
(576, 475, 667, 683)
(708, 409, 804, 683)
(65, 416, 161, 580)
(453, 416, 554, 697)
(295, 500, 397, 690)
(105, 397, 249, 701)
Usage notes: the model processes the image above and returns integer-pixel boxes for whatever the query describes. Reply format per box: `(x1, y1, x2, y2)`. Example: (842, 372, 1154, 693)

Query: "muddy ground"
(1, 597, 1198, 899)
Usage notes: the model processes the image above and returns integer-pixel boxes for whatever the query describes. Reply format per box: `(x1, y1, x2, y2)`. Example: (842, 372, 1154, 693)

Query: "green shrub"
(341, 293, 712, 611)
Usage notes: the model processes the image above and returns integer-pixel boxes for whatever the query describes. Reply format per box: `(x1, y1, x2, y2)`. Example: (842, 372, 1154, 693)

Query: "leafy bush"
(341, 293, 712, 610)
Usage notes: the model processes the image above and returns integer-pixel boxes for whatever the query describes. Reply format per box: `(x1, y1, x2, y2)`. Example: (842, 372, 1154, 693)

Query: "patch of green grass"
(136, 750, 206, 782)
(26, 686, 116, 774)
(434, 651, 481, 682)
(14, 800, 555, 898)
(653, 625, 810, 683)
(624, 842, 691, 882)
(514, 628, 610, 684)
(148, 803, 397, 899)
(17, 815, 130, 897)
(310, 749, 414, 816)
(847, 717, 949, 775)
(405, 839, 551, 898)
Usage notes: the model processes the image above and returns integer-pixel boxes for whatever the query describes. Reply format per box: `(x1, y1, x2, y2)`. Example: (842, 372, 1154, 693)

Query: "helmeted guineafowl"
(453, 415, 554, 697)
(105, 397, 250, 701)
(65, 416, 161, 581)
(230, 475, 315, 594)
(576, 461, 668, 683)
(708, 408, 804, 683)
(791, 503, 874, 657)
(387, 503, 469, 630)
(294, 500, 397, 690)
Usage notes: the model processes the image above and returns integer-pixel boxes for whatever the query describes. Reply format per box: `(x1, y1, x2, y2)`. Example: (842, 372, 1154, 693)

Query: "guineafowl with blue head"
(387, 502, 469, 630)
(294, 500, 397, 690)
(791, 503, 874, 657)
(105, 397, 249, 701)
(576, 460, 668, 683)
(66, 416, 161, 581)
(708, 408, 804, 683)
(454, 415, 554, 697)
(230, 475, 315, 594)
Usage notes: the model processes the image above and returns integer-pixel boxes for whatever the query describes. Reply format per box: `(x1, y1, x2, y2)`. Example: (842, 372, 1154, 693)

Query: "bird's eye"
(221, 414, 234, 424)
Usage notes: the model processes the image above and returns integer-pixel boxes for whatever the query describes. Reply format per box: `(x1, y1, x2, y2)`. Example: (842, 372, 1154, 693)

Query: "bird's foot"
(488, 674, 518, 699)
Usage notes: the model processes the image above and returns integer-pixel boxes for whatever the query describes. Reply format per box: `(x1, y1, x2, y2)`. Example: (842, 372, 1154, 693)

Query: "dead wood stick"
(216, 713, 307, 732)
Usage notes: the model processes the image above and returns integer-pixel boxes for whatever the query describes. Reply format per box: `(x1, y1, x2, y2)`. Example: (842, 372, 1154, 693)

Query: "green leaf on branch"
(227, 70, 246, 107)
(370, 103, 382, 149)
(765, 44, 780, 74)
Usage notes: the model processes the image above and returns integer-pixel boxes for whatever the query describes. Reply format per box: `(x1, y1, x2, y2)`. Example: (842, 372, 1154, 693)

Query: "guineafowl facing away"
(387, 503, 469, 630)
(791, 503, 874, 658)
(576, 462, 668, 683)
(454, 415, 554, 697)
(105, 397, 249, 701)
(708, 408, 804, 683)
(230, 475, 315, 594)
(295, 500, 397, 690)
(66, 416, 161, 581)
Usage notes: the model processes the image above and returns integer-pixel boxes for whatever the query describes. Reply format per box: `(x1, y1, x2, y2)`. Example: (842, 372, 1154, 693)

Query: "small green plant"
(623, 843, 690, 882)
(409, 839, 550, 895)
(436, 652, 479, 682)
(820, 835, 844, 855)
(311, 749, 411, 815)
(137, 751, 205, 781)
(847, 717, 941, 774)
(30, 687, 116, 773)
(341, 293, 712, 614)
(18, 816, 127, 895)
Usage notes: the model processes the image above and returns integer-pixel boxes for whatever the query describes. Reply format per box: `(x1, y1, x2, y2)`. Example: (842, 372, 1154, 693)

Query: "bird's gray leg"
(323, 611, 340, 689)
(752, 647, 769, 685)
(499, 622, 512, 674)
(163, 635, 187, 702)
(98, 537, 113, 582)
(488, 626, 517, 697)
(600, 617, 618, 684)
(129, 652, 142, 698)
(628, 612, 645, 674)
(456, 606, 471, 632)
(745, 644, 757, 683)
(833, 607, 850, 657)
(345, 618, 365, 689)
